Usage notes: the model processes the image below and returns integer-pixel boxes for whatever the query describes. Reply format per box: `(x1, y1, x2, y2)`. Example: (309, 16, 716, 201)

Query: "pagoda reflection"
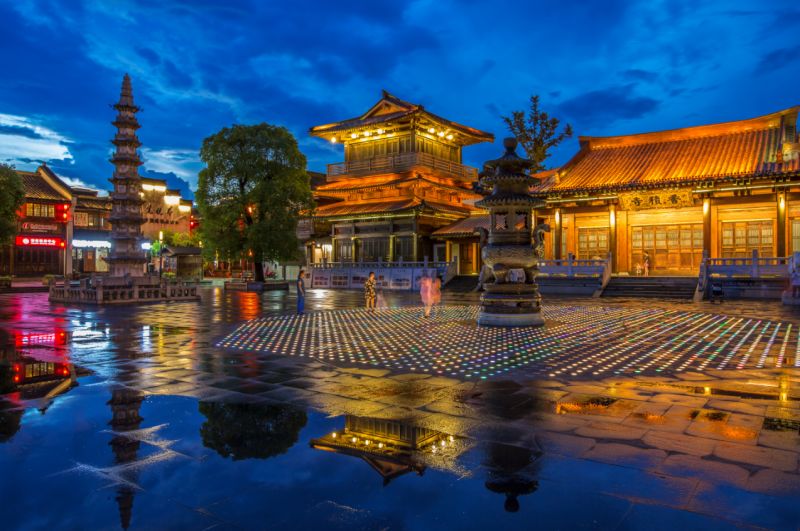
(108, 387, 145, 530)
(310, 415, 461, 486)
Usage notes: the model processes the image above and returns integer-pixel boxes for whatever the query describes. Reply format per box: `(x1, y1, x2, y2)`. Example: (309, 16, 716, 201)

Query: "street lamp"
(159, 231, 164, 275)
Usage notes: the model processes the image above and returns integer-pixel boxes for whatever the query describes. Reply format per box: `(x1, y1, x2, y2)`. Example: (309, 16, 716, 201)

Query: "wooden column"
(777, 191, 787, 257)
(702, 197, 712, 257)
(388, 220, 395, 262)
(554, 208, 562, 260)
(608, 204, 618, 273)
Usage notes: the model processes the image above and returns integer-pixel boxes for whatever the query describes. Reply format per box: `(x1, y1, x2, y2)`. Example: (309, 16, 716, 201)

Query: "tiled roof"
(76, 197, 112, 211)
(538, 107, 800, 193)
(310, 90, 493, 144)
(313, 198, 474, 219)
(314, 198, 420, 218)
(432, 215, 489, 237)
(18, 170, 71, 202)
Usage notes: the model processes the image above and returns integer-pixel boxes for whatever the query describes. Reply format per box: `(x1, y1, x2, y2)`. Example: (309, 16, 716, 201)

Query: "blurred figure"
(432, 274, 442, 316)
(364, 271, 377, 312)
(643, 251, 651, 277)
(296, 270, 306, 315)
(419, 271, 433, 318)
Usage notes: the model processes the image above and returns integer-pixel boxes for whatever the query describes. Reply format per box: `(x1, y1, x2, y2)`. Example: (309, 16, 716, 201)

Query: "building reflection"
(483, 442, 540, 512)
(310, 415, 460, 486)
(199, 401, 307, 460)
(108, 387, 145, 530)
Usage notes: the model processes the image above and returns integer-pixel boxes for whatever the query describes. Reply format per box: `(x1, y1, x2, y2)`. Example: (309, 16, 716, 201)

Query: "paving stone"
(648, 393, 709, 408)
(746, 468, 800, 496)
(658, 453, 750, 487)
(535, 431, 596, 457)
(713, 441, 799, 472)
(581, 442, 667, 470)
(574, 421, 648, 441)
(707, 399, 767, 416)
(642, 431, 718, 457)
(757, 430, 800, 452)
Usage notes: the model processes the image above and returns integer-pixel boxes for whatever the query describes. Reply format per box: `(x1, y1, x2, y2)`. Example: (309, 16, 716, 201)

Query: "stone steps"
(602, 276, 698, 299)
(444, 275, 479, 292)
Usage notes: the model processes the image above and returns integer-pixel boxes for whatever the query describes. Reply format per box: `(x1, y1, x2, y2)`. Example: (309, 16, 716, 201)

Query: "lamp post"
(159, 233, 164, 276)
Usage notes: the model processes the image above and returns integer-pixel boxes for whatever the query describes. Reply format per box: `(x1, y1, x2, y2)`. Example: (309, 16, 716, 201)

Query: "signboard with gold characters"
(618, 189, 694, 211)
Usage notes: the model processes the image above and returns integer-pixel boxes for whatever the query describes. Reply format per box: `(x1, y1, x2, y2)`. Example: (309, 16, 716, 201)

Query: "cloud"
(754, 45, 800, 74)
(0, 113, 73, 167)
(141, 148, 202, 191)
(622, 69, 659, 83)
(57, 175, 106, 195)
(558, 85, 660, 129)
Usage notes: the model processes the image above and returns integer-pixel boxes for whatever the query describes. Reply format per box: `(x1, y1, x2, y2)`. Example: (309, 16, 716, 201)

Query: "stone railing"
(703, 250, 789, 279)
(327, 152, 478, 181)
(309, 259, 452, 291)
(696, 250, 791, 302)
(48, 274, 200, 304)
(538, 253, 611, 281)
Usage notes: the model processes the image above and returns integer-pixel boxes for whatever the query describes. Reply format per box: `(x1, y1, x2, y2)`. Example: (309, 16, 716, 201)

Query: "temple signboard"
(618, 189, 694, 211)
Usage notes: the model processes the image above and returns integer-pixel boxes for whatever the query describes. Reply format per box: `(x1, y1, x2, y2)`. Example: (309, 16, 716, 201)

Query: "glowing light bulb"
(437, 131, 445, 137)
(331, 137, 337, 143)
(351, 133, 358, 139)
(332, 432, 337, 438)
(446, 134, 453, 140)
(428, 127, 435, 134)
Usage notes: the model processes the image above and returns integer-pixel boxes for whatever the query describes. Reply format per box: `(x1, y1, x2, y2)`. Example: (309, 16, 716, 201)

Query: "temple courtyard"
(1, 289, 799, 530)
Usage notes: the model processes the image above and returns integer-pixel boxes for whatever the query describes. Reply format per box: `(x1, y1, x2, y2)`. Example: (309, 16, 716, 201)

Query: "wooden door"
(459, 243, 476, 275)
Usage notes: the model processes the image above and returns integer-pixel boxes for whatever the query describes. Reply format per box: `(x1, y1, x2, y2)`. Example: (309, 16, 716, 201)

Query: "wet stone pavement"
(0, 288, 799, 530)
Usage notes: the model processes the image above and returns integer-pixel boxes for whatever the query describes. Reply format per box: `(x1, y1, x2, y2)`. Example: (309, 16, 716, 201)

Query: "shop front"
(71, 232, 111, 274)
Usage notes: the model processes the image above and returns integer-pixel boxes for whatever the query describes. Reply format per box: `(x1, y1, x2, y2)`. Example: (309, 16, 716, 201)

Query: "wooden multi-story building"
(306, 91, 493, 271)
(533, 106, 800, 274)
(0, 164, 72, 277)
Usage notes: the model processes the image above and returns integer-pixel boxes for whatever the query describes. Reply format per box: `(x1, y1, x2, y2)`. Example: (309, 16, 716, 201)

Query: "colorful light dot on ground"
(216, 305, 800, 378)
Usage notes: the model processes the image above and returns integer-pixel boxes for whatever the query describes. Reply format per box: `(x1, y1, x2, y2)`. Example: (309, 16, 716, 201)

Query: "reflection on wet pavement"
(0, 288, 798, 530)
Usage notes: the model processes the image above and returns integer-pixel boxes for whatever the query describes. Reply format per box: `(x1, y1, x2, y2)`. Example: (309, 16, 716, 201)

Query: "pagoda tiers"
(307, 91, 493, 270)
(107, 74, 147, 277)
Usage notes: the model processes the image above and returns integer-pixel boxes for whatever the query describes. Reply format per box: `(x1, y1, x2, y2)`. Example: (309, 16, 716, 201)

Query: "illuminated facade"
(533, 107, 800, 274)
(0, 164, 72, 277)
(307, 91, 493, 270)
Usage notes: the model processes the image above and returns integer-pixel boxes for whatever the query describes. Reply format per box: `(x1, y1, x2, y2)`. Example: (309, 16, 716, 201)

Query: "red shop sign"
(15, 236, 65, 248)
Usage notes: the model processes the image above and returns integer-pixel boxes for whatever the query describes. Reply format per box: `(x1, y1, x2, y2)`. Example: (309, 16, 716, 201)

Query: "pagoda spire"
(106, 74, 147, 277)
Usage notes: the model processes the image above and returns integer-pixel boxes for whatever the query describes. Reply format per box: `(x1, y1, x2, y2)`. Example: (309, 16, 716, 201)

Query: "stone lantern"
(475, 138, 545, 327)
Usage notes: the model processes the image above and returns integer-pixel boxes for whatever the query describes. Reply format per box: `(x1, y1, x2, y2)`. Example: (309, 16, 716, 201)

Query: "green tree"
(0, 164, 24, 244)
(502, 95, 573, 173)
(156, 229, 200, 248)
(196, 124, 313, 282)
(199, 401, 307, 460)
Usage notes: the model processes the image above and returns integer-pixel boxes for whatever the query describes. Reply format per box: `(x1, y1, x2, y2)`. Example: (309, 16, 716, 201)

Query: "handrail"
(327, 152, 478, 180)
(310, 260, 451, 270)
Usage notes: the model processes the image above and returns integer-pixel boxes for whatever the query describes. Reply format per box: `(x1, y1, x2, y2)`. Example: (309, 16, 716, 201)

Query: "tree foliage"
(196, 124, 314, 282)
(199, 401, 307, 460)
(502, 95, 573, 173)
(0, 164, 24, 244)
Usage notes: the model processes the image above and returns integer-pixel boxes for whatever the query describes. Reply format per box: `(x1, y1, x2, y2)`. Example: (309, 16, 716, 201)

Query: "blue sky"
(0, 0, 798, 198)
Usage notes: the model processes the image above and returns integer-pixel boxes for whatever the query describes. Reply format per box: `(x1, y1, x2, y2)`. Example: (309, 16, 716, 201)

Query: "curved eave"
(534, 167, 800, 198)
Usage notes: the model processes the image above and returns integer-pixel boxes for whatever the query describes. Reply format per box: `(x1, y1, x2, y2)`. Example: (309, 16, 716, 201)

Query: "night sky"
(1, 1, 798, 199)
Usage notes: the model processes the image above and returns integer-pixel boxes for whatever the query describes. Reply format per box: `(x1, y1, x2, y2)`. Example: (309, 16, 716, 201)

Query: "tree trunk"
(253, 252, 265, 282)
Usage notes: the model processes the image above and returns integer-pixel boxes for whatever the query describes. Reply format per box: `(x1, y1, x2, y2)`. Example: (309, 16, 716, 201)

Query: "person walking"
(419, 271, 433, 318)
(296, 270, 306, 315)
(364, 271, 377, 312)
(643, 251, 651, 277)
(432, 274, 442, 316)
